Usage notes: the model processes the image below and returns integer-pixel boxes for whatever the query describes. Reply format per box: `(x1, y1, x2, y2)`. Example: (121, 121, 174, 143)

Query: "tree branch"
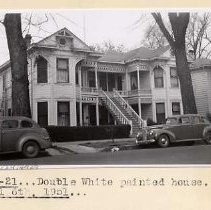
(169, 13, 190, 42)
(151, 13, 175, 48)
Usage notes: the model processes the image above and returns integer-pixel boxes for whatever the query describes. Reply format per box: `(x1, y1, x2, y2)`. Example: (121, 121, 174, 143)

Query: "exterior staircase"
(100, 90, 144, 136)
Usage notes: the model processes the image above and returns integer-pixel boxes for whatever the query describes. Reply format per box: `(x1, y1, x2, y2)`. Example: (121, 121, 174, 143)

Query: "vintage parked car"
(0, 116, 52, 158)
(136, 114, 211, 148)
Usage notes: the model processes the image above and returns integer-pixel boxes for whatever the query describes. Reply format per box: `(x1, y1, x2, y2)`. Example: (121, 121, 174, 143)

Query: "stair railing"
(113, 89, 144, 128)
(100, 90, 133, 135)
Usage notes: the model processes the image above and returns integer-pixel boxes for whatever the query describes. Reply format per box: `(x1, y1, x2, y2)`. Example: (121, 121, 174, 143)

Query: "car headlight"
(137, 132, 142, 138)
(149, 130, 154, 135)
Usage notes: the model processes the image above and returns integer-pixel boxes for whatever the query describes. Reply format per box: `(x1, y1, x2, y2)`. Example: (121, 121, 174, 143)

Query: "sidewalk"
(46, 138, 205, 156)
(47, 137, 136, 156)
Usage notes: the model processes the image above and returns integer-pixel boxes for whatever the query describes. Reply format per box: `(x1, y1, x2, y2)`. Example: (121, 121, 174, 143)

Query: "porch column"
(80, 102, 83, 126)
(106, 73, 109, 91)
(138, 98, 142, 118)
(137, 65, 141, 118)
(96, 99, 99, 125)
(137, 65, 140, 91)
(78, 67, 83, 126)
(125, 71, 129, 91)
(95, 62, 98, 89)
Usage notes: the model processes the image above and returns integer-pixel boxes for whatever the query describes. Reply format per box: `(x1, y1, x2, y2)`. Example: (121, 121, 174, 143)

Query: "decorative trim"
(81, 96, 97, 103)
(81, 60, 97, 68)
(97, 63, 125, 73)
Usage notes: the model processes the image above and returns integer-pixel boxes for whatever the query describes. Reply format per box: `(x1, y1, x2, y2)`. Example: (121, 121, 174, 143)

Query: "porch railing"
(100, 90, 133, 134)
(112, 89, 152, 97)
(128, 89, 152, 96)
(113, 89, 144, 128)
(81, 86, 98, 93)
(76, 86, 152, 100)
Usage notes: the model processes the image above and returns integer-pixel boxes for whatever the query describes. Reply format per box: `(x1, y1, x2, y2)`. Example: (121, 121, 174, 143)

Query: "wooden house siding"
(191, 70, 209, 116)
(206, 70, 211, 114)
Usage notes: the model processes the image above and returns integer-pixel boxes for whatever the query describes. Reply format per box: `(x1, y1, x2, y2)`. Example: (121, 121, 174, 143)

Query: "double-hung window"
(172, 102, 180, 115)
(57, 58, 69, 83)
(57, 102, 70, 126)
(37, 56, 48, 83)
(154, 68, 164, 88)
(170, 67, 179, 88)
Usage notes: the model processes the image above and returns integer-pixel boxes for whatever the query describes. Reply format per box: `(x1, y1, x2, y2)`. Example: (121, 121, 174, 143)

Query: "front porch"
(75, 59, 153, 129)
(76, 93, 153, 127)
(75, 59, 152, 96)
(76, 101, 115, 126)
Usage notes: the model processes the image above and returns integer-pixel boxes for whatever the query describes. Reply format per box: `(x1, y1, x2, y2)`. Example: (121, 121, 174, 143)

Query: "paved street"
(0, 143, 211, 165)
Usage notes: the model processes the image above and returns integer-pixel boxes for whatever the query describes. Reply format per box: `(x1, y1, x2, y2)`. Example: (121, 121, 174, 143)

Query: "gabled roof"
(98, 45, 171, 63)
(31, 27, 92, 51)
(0, 60, 10, 73)
(190, 58, 211, 69)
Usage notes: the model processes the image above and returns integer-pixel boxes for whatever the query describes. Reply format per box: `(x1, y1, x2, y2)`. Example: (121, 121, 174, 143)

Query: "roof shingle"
(190, 58, 211, 69)
(98, 45, 171, 63)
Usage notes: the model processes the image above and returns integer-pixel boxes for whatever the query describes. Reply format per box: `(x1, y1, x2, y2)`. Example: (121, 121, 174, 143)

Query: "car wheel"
(157, 134, 170, 148)
(204, 132, 211, 144)
(22, 141, 40, 158)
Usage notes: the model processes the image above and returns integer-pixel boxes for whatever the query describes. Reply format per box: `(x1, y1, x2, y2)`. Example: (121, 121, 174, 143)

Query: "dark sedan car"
(0, 116, 52, 158)
(136, 114, 211, 148)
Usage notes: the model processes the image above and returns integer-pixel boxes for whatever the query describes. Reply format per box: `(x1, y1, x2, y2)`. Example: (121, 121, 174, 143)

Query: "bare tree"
(90, 40, 127, 53)
(1, 12, 60, 117)
(186, 13, 211, 60)
(4, 13, 31, 117)
(144, 13, 211, 59)
(152, 12, 197, 114)
(142, 23, 168, 49)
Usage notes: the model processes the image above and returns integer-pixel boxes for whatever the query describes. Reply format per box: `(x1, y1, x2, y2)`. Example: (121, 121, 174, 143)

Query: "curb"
(51, 145, 78, 154)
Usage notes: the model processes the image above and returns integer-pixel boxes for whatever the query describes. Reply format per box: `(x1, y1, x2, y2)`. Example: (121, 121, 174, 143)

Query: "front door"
(117, 75, 122, 90)
(156, 103, 165, 124)
(99, 72, 107, 91)
(108, 73, 115, 91)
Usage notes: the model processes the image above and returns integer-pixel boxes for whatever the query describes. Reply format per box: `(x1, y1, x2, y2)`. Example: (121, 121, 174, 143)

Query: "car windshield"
(166, 117, 178, 125)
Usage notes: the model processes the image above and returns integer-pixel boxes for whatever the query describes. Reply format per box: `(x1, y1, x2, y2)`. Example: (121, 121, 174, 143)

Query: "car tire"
(22, 141, 40, 158)
(157, 134, 170, 148)
(204, 132, 211, 145)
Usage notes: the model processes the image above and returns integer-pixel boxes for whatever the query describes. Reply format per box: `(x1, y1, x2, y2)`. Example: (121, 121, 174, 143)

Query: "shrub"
(45, 124, 131, 142)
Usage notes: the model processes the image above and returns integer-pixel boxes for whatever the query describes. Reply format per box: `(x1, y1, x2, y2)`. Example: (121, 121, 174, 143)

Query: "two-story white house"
(0, 28, 184, 135)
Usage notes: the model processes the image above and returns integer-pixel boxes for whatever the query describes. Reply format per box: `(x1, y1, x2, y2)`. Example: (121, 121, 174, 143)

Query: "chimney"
(25, 34, 32, 48)
(188, 49, 195, 61)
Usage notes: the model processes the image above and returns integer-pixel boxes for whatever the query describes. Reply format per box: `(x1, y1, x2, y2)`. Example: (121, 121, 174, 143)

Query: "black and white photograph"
(0, 10, 211, 165)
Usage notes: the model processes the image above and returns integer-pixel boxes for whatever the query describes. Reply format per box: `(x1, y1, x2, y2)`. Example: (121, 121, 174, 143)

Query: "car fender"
(203, 126, 211, 139)
(154, 129, 176, 142)
(16, 134, 41, 152)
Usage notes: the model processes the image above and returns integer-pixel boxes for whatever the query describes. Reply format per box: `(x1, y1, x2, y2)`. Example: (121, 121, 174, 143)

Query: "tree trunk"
(4, 14, 31, 118)
(174, 45, 197, 114)
(152, 13, 198, 114)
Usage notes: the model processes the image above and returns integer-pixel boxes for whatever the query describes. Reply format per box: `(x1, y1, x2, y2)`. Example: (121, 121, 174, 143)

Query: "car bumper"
(135, 138, 156, 145)
(40, 139, 52, 149)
